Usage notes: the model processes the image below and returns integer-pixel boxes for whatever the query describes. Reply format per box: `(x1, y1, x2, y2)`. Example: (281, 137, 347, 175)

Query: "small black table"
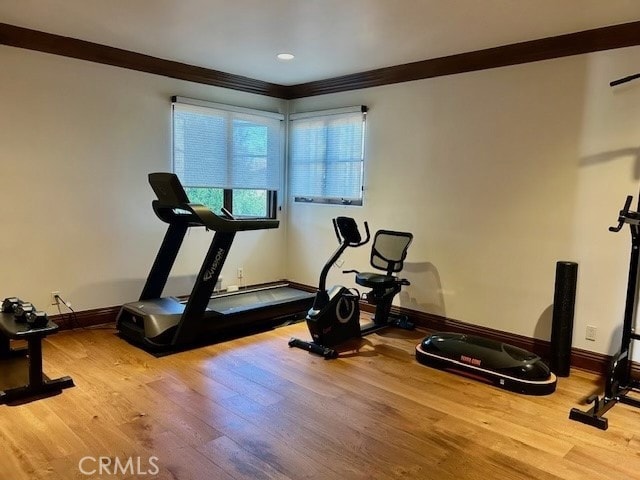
(0, 312, 74, 404)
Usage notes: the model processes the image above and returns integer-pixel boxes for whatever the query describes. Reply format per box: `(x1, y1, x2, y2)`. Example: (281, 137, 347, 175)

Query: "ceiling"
(1, 1, 640, 85)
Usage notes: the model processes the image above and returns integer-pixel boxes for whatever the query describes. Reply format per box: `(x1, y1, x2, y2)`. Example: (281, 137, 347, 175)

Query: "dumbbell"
(26, 311, 48, 328)
(2, 297, 36, 322)
(14, 302, 36, 323)
(2, 297, 23, 313)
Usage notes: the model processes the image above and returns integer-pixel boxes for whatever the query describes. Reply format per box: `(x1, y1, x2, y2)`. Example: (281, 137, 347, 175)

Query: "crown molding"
(2, 21, 640, 98)
(0, 22, 288, 98)
(286, 20, 640, 98)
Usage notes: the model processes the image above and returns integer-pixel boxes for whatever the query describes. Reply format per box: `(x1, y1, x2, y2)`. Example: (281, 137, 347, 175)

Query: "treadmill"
(116, 172, 313, 351)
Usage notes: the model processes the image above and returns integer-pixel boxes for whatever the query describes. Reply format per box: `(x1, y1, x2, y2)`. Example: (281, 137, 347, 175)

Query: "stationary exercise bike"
(289, 216, 414, 359)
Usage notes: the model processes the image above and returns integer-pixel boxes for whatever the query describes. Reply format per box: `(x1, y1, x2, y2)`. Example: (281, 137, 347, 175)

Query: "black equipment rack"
(569, 195, 640, 429)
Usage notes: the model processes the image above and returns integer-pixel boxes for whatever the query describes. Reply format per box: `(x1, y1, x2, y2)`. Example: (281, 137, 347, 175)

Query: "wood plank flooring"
(0, 321, 638, 480)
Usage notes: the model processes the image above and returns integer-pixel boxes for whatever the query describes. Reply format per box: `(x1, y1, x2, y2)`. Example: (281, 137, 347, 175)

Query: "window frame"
(288, 106, 367, 206)
(171, 96, 283, 219)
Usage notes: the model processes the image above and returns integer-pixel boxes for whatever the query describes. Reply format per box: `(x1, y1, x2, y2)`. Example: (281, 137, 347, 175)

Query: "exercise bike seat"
(355, 272, 407, 289)
(357, 228, 412, 277)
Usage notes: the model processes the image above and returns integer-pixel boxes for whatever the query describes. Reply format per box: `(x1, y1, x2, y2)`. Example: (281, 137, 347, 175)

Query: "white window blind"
(172, 97, 284, 190)
(289, 106, 366, 205)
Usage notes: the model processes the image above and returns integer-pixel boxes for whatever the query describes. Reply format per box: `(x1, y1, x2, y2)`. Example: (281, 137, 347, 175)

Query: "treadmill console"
(149, 172, 190, 206)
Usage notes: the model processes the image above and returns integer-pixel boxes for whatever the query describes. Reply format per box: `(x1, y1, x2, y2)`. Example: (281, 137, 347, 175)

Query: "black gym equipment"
(116, 173, 314, 352)
(0, 297, 74, 404)
(2, 297, 49, 329)
(1, 297, 22, 313)
(13, 303, 35, 323)
(569, 195, 640, 429)
(550, 261, 578, 377)
(415, 333, 557, 395)
(289, 216, 415, 359)
(26, 311, 49, 328)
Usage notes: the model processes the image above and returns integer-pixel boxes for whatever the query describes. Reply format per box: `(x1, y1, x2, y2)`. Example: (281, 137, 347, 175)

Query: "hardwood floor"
(0, 321, 639, 480)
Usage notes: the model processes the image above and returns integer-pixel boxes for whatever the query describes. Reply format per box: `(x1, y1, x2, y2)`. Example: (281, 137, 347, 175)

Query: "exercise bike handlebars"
(332, 217, 370, 247)
(317, 218, 370, 293)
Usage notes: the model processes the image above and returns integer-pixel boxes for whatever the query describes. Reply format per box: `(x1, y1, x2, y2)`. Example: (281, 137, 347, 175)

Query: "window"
(171, 96, 283, 218)
(289, 106, 367, 206)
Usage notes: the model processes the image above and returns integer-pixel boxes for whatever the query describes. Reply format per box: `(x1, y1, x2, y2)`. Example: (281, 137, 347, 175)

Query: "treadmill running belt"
(207, 287, 312, 315)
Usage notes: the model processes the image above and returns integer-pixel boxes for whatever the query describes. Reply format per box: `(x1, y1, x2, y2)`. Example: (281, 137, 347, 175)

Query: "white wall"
(287, 46, 640, 356)
(3, 42, 640, 358)
(0, 46, 288, 313)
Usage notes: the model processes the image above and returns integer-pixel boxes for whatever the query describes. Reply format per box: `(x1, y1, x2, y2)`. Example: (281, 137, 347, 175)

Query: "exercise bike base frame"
(288, 338, 338, 360)
(289, 307, 415, 360)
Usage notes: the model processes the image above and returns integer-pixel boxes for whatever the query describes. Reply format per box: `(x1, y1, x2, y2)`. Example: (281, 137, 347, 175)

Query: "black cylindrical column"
(550, 261, 578, 377)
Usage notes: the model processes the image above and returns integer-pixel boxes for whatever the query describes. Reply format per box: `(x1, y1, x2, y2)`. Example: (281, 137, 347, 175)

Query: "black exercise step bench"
(0, 312, 74, 404)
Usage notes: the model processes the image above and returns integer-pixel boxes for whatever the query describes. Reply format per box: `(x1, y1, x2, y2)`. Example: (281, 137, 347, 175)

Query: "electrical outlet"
(237, 267, 243, 279)
(586, 325, 597, 341)
(50, 291, 61, 306)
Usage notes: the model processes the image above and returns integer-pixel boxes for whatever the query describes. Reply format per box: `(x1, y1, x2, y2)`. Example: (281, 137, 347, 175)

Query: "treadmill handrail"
(152, 201, 279, 232)
(148, 172, 279, 232)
